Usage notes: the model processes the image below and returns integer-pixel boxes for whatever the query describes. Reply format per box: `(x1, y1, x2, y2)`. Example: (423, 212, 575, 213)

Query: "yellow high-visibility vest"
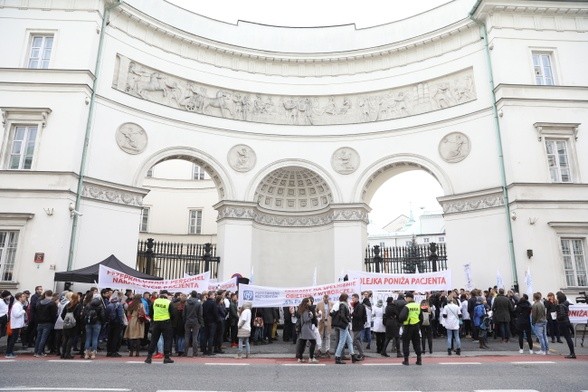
(153, 298, 171, 321)
(403, 302, 420, 325)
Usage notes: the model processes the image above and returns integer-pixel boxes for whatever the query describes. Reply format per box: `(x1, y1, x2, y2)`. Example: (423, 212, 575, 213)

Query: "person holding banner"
(236, 302, 252, 359)
(555, 291, 576, 359)
(145, 290, 174, 364)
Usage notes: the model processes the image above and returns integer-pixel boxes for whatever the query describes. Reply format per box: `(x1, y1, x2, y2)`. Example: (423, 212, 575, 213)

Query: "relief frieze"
(113, 54, 476, 126)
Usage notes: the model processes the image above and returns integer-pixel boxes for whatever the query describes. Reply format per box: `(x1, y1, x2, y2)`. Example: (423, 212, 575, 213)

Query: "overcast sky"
(166, 0, 446, 231)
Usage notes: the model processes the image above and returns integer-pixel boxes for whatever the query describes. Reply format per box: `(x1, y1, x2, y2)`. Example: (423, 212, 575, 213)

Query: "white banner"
(346, 270, 452, 292)
(238, 280, 361, 307)
(99, 265, 209, 294)
(209, 277, 238, 293)
(185, 274, 239, 293)
(569, 304, 588, 324)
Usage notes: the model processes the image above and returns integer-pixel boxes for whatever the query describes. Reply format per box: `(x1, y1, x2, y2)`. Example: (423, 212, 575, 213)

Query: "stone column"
(214, 201, 256, 280)
(330, 204, 370, 282)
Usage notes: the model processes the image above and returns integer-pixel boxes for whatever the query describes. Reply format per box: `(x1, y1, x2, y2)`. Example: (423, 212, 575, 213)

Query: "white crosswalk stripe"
(439, 362, 482, 365)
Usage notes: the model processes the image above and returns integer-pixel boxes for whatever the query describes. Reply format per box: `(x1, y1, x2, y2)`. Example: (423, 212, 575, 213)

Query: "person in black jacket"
(514, 294, 534, 354)
(183, 290, 203, 357)
(333, 293, 360, 365)
(555, 291, 576, 359)
(351, 293, 366, 359)
(34, 290, 58, 357)
(201, 293, 217, 355)
(60, 293, 83, 359)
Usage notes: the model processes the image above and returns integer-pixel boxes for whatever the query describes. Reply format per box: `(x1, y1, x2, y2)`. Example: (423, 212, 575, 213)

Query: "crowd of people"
(0, 284, 580, 364)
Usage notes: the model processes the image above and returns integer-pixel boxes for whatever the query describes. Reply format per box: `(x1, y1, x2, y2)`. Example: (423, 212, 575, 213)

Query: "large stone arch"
(133, 146, 235, 200)
(354, 153, 454, 206)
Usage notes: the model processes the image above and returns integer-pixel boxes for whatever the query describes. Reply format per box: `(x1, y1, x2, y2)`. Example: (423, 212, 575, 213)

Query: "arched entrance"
(134, 148, 232, 279)
(357, 155, 451, 275)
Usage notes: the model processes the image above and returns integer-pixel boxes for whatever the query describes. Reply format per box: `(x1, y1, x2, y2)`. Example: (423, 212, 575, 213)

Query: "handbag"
(253, 316, 264, 328)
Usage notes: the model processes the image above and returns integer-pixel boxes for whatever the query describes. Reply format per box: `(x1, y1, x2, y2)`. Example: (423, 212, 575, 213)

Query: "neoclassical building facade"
(0, 0, 587, 294)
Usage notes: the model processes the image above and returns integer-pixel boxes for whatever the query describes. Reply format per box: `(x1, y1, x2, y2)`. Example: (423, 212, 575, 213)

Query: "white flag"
(496, 269, 504, 289)
(249, 266, 254, 285)
(464, 263, 473, 291)
(525, 267, 533, 297)
(312, 266, 317, 286)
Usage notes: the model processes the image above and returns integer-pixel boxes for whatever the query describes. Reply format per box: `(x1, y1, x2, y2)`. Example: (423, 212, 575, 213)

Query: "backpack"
(84, 307, 98, 325)
(474, 304, 486, 324)
(63, 311, 76, 329)
(106, 303, 121, 324)
(480, 315, 491, 330)
(422, 311, 430, 326)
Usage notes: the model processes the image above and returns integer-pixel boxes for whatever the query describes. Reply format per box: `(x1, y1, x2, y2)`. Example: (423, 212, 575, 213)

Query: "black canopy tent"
(54, 254, 162, 283)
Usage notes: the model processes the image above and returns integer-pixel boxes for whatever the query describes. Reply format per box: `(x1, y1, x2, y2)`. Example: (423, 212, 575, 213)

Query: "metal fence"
(136, 239, 220, 280)
(364, 241, 447, 274)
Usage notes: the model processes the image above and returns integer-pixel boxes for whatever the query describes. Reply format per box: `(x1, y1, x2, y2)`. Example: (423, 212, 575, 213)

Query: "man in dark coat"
(492, 288, 513, 342)
(201, 292, 217, 355)
(351, 293, 366, 359)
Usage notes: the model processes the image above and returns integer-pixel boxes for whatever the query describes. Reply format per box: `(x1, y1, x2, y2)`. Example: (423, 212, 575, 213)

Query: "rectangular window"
(423, 238, 430, 243)
(192, 164, 207, 180)
(545, 139, 572, 183)
(561, 238, 587, 287)
(146, 168, 153, 178)
(532, 52, 555, 86)
(140, 208, 149, 232)
(189, 210, 202, 234)
(8, 125, 37, 170)
(0, 231, 19, 282)
(28, 35, 53, 69)
(439, 236, 445, 242)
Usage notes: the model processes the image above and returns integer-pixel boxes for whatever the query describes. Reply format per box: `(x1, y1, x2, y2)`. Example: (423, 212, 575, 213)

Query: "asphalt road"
(0, 356, 586, 392)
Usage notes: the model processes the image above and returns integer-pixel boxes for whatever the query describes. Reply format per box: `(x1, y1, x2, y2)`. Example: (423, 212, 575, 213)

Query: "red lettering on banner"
(569, 310, 588, 318)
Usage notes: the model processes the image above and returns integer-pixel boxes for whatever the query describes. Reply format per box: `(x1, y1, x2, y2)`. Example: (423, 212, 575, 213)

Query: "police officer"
(145, 290, 174, 364)
(398, 292, 423, 366)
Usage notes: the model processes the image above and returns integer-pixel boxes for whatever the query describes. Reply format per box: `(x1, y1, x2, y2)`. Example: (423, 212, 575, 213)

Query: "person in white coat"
(236, 302, 252, 359)
(6, 292, 26, 358)
(442, 299, 462, 355)
(371, 299, 386, 354)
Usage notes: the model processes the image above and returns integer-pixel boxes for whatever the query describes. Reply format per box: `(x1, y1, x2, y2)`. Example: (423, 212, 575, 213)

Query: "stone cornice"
(474, 0, 588, 32)
(438, 187, 505, 215)
(111, 5, 481, 77)
(81, 177, 149, 207)
(215, 201, 369, 227)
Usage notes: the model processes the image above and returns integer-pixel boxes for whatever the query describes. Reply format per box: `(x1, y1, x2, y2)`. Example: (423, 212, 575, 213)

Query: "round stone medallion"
(439, 132, 471, 163)
(228, 144, 256, 172)
(331, 147, 360, 174)
(115, 123, 148, 155)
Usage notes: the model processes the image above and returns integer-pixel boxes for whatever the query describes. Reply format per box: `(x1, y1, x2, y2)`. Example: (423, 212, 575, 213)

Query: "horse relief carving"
(115, 55, 476, 126)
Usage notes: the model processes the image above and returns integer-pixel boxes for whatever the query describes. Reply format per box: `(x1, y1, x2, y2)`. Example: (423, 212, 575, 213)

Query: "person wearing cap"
(145, 290, 175, 364)
(398, 292, 423, 366)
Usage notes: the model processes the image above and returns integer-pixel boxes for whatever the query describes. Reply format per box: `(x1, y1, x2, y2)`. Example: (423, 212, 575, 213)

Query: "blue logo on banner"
(243, 290, 254, 301)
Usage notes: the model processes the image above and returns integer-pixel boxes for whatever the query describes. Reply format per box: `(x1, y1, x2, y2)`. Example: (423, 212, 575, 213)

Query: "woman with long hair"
(295, 297, 318, 363)
(60, 293, 82, 359)
(123, 294, 146, 357)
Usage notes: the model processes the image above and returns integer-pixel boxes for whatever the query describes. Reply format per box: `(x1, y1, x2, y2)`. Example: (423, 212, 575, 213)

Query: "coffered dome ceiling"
(254, 166, 333, 212)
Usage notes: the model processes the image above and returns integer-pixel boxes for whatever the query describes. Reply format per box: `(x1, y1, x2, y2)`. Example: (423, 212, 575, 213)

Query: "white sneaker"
(536, 350, 545, 355)
(519, 349, 524, 354)
(528, 350, 534, 354)
(310, 358, 319, 363)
